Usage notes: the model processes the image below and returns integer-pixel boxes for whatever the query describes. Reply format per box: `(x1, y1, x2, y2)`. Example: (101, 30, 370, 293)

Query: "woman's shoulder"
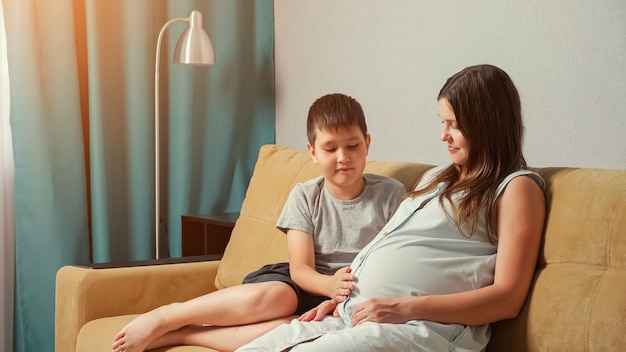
(497, 170, 545, 197)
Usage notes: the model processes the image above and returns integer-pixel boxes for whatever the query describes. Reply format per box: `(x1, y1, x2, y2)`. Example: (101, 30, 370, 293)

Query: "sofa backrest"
(488, 166, 626, 351)
(215, 144, 432, 289)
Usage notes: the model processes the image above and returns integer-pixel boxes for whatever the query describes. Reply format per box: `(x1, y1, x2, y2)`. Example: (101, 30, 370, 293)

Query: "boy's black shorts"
(242, 262, 328, 315)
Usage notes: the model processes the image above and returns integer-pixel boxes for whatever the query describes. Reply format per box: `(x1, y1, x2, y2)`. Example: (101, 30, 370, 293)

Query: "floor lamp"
(155, 10, 215, 259)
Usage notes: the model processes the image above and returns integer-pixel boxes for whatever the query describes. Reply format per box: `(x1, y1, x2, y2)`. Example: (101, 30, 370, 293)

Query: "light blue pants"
(236, 316, 490, 352)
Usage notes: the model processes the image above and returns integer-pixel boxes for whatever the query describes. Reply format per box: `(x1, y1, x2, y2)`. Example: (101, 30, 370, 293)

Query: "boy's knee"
(252, 281, 298, 313)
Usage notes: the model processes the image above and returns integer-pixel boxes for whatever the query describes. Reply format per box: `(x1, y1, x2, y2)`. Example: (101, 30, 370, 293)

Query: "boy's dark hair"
(306, 93, 368, 145)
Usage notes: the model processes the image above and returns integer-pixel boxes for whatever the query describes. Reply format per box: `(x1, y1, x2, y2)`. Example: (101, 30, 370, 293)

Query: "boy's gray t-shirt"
(276, 173, 406, 276)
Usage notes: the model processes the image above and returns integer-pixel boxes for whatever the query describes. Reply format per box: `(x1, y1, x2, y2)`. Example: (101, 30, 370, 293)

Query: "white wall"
(274, 0, 626, 169)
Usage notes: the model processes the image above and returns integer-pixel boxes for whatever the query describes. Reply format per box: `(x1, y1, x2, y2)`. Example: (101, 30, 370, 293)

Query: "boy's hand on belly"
(330, 266, 355, 302)
(298, 299, 339, 322)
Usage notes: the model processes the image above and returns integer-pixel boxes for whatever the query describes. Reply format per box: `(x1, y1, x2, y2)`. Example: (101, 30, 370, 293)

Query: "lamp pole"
(154, 10, 214, 259)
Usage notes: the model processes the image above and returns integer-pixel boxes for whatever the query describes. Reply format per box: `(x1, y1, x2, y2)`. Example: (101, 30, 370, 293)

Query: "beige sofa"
(55, 144, 626, 352)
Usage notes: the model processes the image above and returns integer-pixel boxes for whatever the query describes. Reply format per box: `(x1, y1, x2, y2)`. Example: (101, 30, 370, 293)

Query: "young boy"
(112, 93, 406, 352)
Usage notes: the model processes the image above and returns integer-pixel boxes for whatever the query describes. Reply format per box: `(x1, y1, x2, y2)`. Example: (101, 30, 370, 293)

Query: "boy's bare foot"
(111, 307, 168, 352)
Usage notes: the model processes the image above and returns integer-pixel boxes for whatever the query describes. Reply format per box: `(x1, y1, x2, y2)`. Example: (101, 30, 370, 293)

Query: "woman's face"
(438, 98, 469, 166)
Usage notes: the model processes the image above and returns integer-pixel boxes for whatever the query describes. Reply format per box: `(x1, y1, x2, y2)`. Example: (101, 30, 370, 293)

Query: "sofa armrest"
(55, 256, 221, 352)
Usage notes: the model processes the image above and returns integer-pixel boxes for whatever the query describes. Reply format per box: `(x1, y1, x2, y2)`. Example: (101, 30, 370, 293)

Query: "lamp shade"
(173, 10, 215, 65)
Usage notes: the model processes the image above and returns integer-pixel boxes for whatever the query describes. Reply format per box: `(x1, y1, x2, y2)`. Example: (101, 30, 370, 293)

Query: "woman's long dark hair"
(409, 64, 526, 244)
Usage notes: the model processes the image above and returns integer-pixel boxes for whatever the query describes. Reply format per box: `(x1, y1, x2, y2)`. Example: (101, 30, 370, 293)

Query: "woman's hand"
(329, 266, 355, 303)
(298, 299, 339, 322)
(350, 297, 412, 326)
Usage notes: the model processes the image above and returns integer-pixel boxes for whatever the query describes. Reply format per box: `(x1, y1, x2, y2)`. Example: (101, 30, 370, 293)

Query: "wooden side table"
(181, 212, 239, 256)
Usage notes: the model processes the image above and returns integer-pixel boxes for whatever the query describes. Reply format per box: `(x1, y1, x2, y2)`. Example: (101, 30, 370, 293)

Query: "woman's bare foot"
(111, 306, 169, 352)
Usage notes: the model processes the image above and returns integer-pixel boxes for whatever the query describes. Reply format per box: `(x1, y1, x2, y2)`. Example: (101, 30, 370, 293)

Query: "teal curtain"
(4, 0, 91, 350)
(3, 0, 274, 350)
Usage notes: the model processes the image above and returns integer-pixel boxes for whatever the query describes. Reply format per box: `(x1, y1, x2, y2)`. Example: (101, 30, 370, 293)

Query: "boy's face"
(307, 124, 371, 199)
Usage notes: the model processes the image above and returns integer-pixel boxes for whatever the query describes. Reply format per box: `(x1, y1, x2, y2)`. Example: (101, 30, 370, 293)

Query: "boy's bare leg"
(146, 316, 296, 352)
(111, 281, 297, 352)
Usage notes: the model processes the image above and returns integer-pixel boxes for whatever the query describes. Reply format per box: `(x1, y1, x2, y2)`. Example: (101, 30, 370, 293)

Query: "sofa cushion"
(214, 144, 433, 289)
